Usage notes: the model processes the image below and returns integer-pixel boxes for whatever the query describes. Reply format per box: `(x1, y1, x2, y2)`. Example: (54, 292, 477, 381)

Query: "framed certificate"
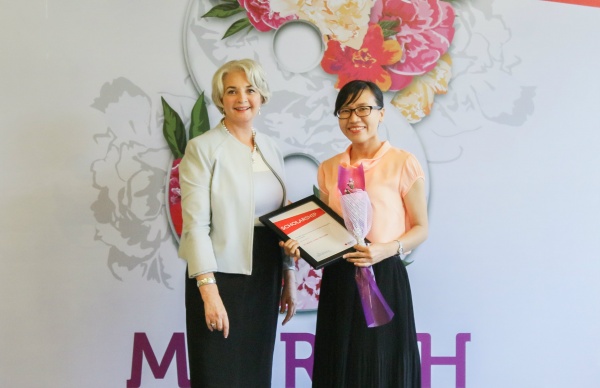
(259, 195, 361, 269)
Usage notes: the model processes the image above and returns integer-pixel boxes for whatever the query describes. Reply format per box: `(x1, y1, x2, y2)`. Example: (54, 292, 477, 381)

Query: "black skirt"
(312, 256, 421, 388)
(185, 227, 283, 388)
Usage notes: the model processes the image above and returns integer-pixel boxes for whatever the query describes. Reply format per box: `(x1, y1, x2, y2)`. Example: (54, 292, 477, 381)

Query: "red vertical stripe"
(545, 0, 600, 8)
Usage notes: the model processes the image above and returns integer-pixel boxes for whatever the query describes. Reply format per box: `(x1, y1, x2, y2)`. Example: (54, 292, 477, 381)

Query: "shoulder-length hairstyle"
(333, 80, 384, 117)
(211, 59, 271, 114)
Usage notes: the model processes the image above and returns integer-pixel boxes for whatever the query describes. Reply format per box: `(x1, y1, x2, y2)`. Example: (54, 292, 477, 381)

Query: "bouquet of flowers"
(338, 164, 394, 327)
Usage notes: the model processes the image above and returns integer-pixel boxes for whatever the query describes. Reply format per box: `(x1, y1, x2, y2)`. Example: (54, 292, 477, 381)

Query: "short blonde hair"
(211, 59, 271, 114)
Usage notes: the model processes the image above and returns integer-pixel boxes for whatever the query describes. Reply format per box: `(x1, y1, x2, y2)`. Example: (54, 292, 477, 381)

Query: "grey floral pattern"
(90, 78, 186, 288)
(418, 0, 536, 161)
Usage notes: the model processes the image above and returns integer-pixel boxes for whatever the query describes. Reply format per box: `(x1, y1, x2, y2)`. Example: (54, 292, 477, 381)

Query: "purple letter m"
(127, 332, 190, 388)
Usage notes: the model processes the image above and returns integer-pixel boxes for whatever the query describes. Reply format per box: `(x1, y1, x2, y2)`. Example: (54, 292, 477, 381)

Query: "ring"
(210, 322, 216, 327)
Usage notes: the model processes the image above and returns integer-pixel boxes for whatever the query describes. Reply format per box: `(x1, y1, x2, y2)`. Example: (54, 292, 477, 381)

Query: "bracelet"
(196, 277, 216, 288)
(395, 240, 404, 256)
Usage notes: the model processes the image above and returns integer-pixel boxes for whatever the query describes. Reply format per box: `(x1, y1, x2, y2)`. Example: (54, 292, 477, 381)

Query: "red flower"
(321, 24, 402, 92)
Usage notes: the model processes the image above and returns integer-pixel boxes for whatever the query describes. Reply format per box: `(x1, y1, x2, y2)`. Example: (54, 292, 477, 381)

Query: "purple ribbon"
(355, 266, 395, 327)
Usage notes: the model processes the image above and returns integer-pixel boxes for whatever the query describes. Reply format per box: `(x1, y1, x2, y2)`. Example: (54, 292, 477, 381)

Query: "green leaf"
(223, 17, 252, 39)
(379, 20, 400, 38)
(379, 20, 400, 30)
(161, 97, 186, 159)
(202, 2, 245, 19)
(189, 92, 211, 140)
(382, 29, 397, 39)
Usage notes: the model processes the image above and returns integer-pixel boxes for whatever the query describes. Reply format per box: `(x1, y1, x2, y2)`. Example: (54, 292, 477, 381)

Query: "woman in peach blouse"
(283, 80, 428, 387)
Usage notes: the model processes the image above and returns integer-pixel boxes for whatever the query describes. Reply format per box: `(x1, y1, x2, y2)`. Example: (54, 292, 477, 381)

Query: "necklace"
(222, 120, 257, 161)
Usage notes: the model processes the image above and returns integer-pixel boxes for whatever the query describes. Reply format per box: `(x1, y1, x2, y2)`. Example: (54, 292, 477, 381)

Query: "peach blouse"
(317, 141, 424, 243)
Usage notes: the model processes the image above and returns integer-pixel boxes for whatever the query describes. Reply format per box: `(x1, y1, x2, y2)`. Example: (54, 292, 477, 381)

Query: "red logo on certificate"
(274, 208, 326, 234)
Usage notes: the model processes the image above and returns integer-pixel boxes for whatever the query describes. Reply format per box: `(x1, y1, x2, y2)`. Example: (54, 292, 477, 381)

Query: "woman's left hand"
(343, 242, 396, 267)
(279, 239, 301, 260)
(280, 269, 297, 325)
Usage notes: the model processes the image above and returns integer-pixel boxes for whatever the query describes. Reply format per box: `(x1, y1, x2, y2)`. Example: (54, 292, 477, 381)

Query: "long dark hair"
(334, 80, 384, 117)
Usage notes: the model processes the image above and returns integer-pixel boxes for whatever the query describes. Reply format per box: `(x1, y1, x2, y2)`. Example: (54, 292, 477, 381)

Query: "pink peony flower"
(372, 0, 455, 91)
(238, 0, 297, 31)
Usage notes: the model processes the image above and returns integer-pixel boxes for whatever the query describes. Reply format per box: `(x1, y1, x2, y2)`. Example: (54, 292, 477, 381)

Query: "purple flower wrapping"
(338, 164, 394, 327)
(356, 266, 395, 327)
(340, 191, 372, 245)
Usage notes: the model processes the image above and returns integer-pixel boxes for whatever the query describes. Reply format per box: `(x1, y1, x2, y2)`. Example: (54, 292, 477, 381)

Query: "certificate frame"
(259, 195, 363, 269)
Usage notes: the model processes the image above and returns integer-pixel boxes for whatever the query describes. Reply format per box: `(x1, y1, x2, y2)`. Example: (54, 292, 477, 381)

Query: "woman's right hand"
(279, 239, 301, 260)
(199, 282, 229, 338)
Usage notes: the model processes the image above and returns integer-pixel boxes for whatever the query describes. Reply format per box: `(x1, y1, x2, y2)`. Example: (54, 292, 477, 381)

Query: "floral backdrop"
(205, 0, 456, 124)
(90, 0, 534, 310)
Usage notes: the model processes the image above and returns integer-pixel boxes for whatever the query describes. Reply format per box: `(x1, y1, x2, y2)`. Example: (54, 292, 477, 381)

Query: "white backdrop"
(1, 1, 599, 387)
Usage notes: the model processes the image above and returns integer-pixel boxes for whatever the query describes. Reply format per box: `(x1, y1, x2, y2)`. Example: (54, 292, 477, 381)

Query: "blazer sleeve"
(177, 140, 218, 278)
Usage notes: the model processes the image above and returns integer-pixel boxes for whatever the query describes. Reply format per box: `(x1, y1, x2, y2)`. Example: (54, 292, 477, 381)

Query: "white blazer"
(178, 124, 294, 277)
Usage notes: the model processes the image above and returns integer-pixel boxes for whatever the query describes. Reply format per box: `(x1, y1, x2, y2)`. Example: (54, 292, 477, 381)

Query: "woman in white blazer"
(178, 59, 297, 388)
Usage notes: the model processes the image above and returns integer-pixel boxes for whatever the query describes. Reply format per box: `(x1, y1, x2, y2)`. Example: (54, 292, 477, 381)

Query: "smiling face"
(337, 89, 385, 147)
(221, 70, 263, 128)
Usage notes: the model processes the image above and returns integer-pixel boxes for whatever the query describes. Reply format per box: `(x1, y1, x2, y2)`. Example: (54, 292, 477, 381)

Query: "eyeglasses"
(336, 106, 382, 119)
